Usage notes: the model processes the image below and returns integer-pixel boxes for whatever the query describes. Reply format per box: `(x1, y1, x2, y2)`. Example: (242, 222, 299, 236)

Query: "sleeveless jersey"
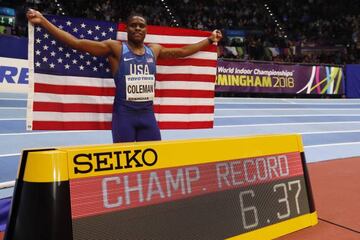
(113, 42, 157, 111)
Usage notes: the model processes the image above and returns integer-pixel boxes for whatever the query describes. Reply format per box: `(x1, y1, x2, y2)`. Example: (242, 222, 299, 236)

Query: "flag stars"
(72, 59, 78, 64)
(35, 50, 41, 55)
(65, 53, 71, 58)
(66, 21, 72, 26)
(94, 36, 99, 40)
(65, 64, 70, 69)
(36, 26, 42, 32)
(59, 25, 64, 29)
(50, 51, 56, 57)
(86, 61, 91, 66)
(51, 40, 56, 45)
(87, 29, 93, 35)
(80, 34, 85, 39)
(109, 27, 114, 32)
(43, 45, 49, 50)
(99, 62, 104, 67)
(105, 68, 110, 72)
(44, 33, 49, 39)
(58, 47, 64, 52)
(57, 58, 63, 63)
(73, 27, 78, 33)
(72, 49, 77, 53)
(92, 56, 97, 61)
(79, 54, 84, 59)
(42, 57, 48, 62)
(36, 38, 41, 44)
(101, 31, 106, 37)
(80, 23, 86, 28)
(49, 63, 55, 68)
(95, 25, 100, 30)
(93, 66, 98, 71)
(79, 65, 84, 70)
(35, 62, 41, 67)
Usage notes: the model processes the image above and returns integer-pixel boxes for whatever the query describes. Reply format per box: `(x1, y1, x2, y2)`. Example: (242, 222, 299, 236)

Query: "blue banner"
(0, 35, 27, 59)
(345, 64, 360, 98)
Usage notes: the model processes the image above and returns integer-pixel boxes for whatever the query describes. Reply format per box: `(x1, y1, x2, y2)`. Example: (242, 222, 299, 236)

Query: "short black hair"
(126, 13, 147, 25)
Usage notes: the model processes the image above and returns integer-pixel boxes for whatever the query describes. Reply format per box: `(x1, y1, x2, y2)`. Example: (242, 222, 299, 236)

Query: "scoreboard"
(4, 135, 317, 240)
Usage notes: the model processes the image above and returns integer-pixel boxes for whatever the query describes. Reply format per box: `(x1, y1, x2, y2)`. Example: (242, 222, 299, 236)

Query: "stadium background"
(1, 0, 360, 239)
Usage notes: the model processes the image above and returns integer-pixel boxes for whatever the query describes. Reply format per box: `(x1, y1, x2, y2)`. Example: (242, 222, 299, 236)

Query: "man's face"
(126, 16, 147, 44)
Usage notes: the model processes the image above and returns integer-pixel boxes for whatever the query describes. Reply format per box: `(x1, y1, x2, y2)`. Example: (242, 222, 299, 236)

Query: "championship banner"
(4, 135, 317, 240)
(216, 60, 345, 95)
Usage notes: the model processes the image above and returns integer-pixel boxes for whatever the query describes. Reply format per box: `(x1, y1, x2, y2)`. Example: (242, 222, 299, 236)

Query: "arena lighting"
(160, 0, 178, 27)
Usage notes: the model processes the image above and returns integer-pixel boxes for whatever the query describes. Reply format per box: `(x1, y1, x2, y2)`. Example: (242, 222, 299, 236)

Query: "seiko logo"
(73, 148, 158, 174)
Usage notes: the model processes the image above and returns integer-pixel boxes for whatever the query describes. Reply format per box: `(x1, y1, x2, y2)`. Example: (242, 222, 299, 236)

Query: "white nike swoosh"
(124, 57, 135, 61)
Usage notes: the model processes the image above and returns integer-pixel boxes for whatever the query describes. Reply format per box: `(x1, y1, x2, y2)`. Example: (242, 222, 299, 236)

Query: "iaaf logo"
(73, 148, 158, 174)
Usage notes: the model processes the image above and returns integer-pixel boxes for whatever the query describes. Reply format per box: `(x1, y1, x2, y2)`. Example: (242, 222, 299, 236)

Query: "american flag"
(26, 15, 218, 130)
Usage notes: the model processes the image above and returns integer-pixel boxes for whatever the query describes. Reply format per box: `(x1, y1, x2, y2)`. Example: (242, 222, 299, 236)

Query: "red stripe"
(156, 74, 215, 82)
(32, 121, 112, 130)
(158, 121, 214, 129)
(155, 89, 214, 98)
(35, 83, 115, 96)
(33, 102, 113, 113)
(153, 105, 214, 114)
(118, 23, 211, 37)
(32, 120, 213, 130)
(157, 59, 217, 67)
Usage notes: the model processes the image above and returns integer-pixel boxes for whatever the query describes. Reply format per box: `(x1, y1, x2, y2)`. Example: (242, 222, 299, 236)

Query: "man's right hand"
(26, 9, 44, 25)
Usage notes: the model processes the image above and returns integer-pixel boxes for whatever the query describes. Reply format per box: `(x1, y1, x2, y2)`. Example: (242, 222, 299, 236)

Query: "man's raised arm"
(26, 9, 114, 57)
(150, 29, 222, 60)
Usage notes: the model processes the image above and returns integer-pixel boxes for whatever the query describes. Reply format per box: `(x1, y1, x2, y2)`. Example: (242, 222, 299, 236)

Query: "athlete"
(26, 9, 222, 143)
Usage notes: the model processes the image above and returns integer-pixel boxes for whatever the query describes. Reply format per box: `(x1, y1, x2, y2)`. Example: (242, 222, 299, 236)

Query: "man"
(26, 9, 222, 143)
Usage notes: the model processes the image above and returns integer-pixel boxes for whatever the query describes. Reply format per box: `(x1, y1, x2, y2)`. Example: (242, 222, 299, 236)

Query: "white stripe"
(215, 114, 360, 118)
(154, 97, 214, 106)
(0, 118, 25, 121)
(155, 113, 213, 122)
(117, 32, 208, 44)
(0, 130, 95, 136)
(156, 81, 214, 90)
(33, 112, 112, 121)
(157, 65, 216, 75)
(0, 153, 21, 157)
(0, 181, 15, 189)
(32, 112, 213, 122)
(215, 108, 360, 111)
(214, 121, 360, 128)
(35, 73, 114, 88)
(0, 98, 27, 101)
(183, 51, 218, 60)
(301, 129, 360, 135)
(33, 92, 114, 104)
(0, 107, 26, 109)
(305, 141, 360, 148)
(216, 102, 360, 105)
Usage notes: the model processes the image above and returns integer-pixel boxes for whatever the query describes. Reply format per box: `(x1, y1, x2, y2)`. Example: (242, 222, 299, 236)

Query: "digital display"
(69, 152, 311, 240)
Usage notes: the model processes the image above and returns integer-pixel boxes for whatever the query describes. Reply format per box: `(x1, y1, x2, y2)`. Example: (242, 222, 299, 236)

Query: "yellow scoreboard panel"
(4, 135, 317, 240)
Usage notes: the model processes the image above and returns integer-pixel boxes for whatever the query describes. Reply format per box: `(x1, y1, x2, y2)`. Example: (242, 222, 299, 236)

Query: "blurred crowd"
(0, 0, 359, 64)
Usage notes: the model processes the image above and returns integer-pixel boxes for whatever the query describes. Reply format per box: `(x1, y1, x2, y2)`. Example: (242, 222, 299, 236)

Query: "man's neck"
(127, 41, 145, 55)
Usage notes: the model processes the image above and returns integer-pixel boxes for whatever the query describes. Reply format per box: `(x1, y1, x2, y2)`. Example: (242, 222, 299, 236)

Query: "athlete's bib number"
(125, 75, 155, 102)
